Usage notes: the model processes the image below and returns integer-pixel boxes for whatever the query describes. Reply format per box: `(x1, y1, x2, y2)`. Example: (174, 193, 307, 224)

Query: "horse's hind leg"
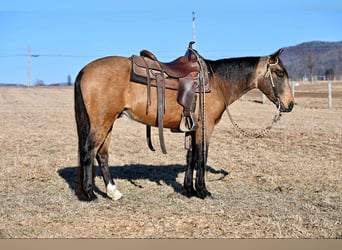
(77, 132, 98, 202)
(95, 127, 123, 200)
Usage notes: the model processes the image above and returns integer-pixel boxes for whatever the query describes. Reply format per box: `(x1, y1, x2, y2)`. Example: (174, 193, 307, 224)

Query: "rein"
(218, 59, 282, 138)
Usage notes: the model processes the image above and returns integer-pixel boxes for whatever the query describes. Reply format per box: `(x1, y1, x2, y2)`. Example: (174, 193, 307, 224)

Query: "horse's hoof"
(79, 191, 99, 202)
(92, 197, 100, 203)
(196, 189, 212, 199)
(106, 183, 123, 201)
(183, 187, 196, 198)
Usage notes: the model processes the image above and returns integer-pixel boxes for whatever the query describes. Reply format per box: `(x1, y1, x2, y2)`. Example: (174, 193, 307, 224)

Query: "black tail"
(74, 71, 96, 201)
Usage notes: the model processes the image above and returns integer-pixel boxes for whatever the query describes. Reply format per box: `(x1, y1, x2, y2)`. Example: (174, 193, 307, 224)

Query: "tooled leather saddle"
(130, 41, 210, 153)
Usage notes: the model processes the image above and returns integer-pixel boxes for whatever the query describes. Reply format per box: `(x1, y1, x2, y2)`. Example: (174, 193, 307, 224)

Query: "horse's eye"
(275, 70, 284, 78)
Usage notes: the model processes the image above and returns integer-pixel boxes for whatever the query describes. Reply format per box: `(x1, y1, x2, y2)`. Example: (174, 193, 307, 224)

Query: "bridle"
(264, 58, 281, 111)
(219, 57, 282, 138)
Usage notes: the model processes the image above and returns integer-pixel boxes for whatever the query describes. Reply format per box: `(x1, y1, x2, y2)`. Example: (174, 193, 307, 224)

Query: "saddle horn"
(189, 41, 195, 49)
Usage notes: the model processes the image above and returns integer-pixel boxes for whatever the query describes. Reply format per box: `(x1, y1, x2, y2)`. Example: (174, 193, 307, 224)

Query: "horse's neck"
(234, 83, 255, 104)
(213, 75, 256, 106)
(207, 58, 259, 105)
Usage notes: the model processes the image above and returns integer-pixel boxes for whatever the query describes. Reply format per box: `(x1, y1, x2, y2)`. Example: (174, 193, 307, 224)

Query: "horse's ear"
(268, 49, 284, 64)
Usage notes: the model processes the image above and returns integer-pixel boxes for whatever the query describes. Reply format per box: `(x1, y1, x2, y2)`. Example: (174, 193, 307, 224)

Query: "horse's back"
(79, 56, 131, 88)
(76, 56, 132, 122)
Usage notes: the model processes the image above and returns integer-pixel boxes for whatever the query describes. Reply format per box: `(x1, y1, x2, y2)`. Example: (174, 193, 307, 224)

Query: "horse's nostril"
(279, 101, 294, 112)
(288, 101, 294, 112)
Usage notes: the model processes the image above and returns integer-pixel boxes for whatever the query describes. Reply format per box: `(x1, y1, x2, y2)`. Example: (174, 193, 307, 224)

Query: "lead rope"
(225, 105, 281, 138)
(217, 61, 282, 138)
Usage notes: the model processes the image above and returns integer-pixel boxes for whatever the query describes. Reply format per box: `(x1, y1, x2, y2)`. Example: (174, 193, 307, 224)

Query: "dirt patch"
(0, 83, 341, 238)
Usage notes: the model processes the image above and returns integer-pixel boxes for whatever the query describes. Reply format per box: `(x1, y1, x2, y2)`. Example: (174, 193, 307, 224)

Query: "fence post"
(328, 81, 332, 109)
(291, 81, 295, 99)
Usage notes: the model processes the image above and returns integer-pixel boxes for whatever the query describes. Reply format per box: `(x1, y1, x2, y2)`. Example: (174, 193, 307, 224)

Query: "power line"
(0, 53, 103, 58)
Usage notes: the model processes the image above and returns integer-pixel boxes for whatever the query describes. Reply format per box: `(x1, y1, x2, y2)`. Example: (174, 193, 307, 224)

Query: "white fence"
(260, 81, 335, 109)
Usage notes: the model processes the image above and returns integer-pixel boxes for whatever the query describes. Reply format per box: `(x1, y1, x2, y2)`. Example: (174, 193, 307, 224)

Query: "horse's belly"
(124, 85, 185, 129)
(122, 104, 184, 129)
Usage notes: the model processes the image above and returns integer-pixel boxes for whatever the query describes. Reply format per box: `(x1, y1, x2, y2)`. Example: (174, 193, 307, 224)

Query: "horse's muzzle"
(279, 100, 294, 112)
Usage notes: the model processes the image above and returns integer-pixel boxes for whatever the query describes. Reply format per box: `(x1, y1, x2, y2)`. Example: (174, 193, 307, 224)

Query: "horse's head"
(256, 49, 294, 112)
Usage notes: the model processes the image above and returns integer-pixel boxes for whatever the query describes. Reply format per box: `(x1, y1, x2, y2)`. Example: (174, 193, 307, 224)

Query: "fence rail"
(257, 80, 342, 109)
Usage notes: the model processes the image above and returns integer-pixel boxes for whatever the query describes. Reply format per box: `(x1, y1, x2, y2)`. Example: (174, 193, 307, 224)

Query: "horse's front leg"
(183, 132, 196, 197)
(195, 143, 212, 199)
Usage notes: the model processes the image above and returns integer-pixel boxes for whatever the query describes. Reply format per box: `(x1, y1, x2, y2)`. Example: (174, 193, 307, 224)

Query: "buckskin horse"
(74, 43, 294, 202)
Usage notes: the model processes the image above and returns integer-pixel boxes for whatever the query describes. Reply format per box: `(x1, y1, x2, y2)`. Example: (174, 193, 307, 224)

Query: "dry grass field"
(0, 81, 341, 238)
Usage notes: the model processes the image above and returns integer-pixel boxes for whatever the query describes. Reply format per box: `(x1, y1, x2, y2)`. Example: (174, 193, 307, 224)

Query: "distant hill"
(0, 83, 26, 87)
(281, 41, 342, 81)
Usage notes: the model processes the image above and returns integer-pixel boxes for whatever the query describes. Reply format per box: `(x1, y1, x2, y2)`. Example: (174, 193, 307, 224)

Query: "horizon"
(1, 39, 341, 86)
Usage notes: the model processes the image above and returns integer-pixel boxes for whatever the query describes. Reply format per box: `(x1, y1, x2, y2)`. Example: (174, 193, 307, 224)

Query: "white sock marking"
(106, 183, 123, 201)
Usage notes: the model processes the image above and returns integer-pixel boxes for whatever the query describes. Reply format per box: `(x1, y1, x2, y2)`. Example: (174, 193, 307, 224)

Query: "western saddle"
(130, 41, 210, 153)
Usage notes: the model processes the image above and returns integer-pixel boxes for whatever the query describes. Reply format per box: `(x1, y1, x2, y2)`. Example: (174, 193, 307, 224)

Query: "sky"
(1, 0, 341, 85)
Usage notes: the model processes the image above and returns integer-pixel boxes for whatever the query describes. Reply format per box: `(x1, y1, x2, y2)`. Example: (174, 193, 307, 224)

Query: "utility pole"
(192, 11, 196, 47)
(27, 46, 30, 88)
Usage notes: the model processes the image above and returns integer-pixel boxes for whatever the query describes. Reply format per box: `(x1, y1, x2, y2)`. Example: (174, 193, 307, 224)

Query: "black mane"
(205, 57, 260, 85)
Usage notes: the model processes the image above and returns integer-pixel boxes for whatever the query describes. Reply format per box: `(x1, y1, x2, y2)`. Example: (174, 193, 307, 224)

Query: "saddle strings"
(189, 46, 207, 169)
